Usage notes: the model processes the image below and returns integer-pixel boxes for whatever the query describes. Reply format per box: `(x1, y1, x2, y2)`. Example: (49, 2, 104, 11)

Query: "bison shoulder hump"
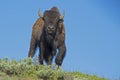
(32, 18, 44, 39)
(32, 18, 44, 30)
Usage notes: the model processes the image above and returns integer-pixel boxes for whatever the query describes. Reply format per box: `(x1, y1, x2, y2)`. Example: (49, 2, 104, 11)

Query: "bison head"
(38, 7, 64, 35)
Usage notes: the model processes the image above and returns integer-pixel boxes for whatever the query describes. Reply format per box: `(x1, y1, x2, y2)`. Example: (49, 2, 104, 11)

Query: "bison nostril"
(51, 27, 55, 30)
(47, 26, 50, 30)
(48, 26, 55, 30)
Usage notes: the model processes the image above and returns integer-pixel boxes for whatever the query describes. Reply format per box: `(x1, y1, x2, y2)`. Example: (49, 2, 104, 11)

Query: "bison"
(28, 7, 66, 66)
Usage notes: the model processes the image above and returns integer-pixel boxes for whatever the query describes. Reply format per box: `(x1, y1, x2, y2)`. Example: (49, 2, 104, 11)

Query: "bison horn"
(60, 10, 65, 19)
(38, 8, 43, 18)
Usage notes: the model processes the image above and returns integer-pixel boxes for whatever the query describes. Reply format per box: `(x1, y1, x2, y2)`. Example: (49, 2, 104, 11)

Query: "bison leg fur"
(43, 49, 53, 65)
(39, 42, 45, 64)
(28, 37, 37, 58)
(47, 54, 53, 65)
(47, 49, 56, 65)
(55, 43, 66, 66)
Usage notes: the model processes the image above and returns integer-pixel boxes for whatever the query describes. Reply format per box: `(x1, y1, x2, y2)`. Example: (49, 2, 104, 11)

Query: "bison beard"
(28, 7, 66, 66)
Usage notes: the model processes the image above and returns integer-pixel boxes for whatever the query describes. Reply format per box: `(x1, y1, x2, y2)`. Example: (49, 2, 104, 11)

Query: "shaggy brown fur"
(28, 7, 66, 66)
(28, 18, 44, 57)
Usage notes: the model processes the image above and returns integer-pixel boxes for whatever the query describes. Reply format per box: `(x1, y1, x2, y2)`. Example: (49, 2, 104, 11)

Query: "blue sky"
(0, 0, 120, 79)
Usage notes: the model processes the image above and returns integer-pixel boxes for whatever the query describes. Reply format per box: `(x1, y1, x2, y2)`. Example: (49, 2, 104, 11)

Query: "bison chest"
(45, 39, 57, 49)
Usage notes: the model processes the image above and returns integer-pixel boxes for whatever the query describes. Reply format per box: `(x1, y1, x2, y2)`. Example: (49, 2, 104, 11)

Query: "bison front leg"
(47, 54, 53, 65)
(28, 37, 37, 58)
(47, 49, 56, 65)
(39, 42, 44, 65)
(55, 43, 66, 66)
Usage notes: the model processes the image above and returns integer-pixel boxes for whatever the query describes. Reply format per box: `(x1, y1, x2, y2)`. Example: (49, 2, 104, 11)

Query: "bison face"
(38, 8, 64, 35)
(43, 11, 59, 35)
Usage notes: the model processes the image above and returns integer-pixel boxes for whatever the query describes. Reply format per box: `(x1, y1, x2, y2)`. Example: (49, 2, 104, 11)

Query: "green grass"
(0, 58, 107, 80)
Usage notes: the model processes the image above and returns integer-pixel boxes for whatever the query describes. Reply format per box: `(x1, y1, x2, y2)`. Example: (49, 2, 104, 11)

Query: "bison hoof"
(55, 58, 62, 66)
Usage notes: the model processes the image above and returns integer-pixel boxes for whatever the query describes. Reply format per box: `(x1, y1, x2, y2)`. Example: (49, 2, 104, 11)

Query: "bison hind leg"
(28, 37, 37, 58)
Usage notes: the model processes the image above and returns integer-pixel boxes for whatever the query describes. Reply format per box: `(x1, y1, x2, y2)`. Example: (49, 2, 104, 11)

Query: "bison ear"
(58, 18, 64, 33)
(58, 19, 64, 23)
(58, 22, 63, 33)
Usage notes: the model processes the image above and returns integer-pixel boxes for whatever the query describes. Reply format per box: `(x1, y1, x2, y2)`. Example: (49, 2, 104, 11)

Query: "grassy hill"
(0, 58, 107, 80)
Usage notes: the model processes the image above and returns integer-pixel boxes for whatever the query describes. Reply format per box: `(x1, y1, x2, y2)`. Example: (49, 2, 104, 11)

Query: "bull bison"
(28, 7, 66, 66)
